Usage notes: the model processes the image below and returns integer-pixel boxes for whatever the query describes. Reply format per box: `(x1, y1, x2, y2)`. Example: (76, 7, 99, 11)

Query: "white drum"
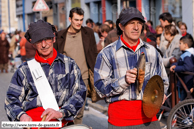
(61, 124, 90, 129)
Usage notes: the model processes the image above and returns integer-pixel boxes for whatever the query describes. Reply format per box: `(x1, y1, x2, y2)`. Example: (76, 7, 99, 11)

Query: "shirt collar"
(116, 36, 148, 52)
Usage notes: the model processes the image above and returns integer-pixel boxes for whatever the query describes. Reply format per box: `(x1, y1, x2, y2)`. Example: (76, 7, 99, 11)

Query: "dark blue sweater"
(174, 50, 194, 89)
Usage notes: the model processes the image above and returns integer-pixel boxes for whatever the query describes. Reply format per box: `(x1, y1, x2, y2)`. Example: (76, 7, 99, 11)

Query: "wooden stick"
(158, 93, 172, 121)
(41, 115, 47, 121)
(38, 115, 47, 129)
(158, 109, 164, 121)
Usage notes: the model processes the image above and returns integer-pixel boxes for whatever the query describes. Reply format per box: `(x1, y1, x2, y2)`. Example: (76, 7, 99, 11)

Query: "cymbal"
(142, 75, 164, 118)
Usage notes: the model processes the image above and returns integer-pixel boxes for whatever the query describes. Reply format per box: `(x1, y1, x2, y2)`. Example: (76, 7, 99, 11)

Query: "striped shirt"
(5, 52, 86, 121)
(94, 38, 169, 103)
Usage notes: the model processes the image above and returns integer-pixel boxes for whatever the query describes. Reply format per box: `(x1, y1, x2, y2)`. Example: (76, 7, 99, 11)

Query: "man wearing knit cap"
(5, 20, 86, 128)
(94, 7, 169, 129)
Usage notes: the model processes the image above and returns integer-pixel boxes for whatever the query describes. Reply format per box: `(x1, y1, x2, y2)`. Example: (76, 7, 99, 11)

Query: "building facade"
(83, 0, 182, 30)
(1, 0, 18, 33)
(14, 0, 193, 35)
(16, 0, 67, 31)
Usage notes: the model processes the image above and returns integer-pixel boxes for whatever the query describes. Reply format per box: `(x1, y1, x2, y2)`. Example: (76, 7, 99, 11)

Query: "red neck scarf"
(182, 32, 187, 37)
(120, 35, 140, 52)
(34, 48, 57, 65)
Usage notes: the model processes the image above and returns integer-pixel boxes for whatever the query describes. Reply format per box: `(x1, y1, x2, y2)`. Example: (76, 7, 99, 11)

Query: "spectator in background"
(147, 20, 156, 34)
(104, 19, 120, 47)
(19, 32, 27, 62)
(97, 24, 111, 53)
(93, 22, 101, 44)
(86, 18, 94, 28)
(25, 41, 36, 61)
(140, 24, 163, 57)
(0, 32, 10, 73)
(156, 34, 162, 48)
(163, 24, 182, 67)
(104, 20, 114, 30)
(86, 19, 100, 45)
(141, 23, 156, 42)
(170, 34, 194, 101)
(6, 33, 12, 43)
(158, 12, 181, 55)
(54, 7, 97, 124)
(155, 25, 163, 35)
(179, 22, 189, 37)
(9, 30, 20, 58)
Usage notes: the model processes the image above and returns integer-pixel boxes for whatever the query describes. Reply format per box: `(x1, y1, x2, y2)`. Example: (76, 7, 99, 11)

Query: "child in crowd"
(155, 25, 163, 35)
(170, 34, 194, 101)
(156, 34, 161, 47)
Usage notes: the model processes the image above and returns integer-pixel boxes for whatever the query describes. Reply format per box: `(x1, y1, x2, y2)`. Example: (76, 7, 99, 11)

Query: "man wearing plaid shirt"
(94, 7, 169, 129)
(4, 20, 86, 128)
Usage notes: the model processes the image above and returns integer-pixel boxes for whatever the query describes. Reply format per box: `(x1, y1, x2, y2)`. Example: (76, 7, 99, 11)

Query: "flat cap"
(119, 7, 145, 26)
(25, 20, 55, 44)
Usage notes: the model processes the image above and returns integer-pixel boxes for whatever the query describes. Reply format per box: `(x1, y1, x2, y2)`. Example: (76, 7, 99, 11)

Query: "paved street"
(0, 72, 13, 123)
(0, 68, 167, 129)
(83, 107, 108, 129)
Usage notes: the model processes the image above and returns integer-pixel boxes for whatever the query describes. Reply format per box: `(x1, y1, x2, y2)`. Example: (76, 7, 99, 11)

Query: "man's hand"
(41, 108, 63, 121)
(190, 88, 194, 93)
(125, 68, 137, 85)
(170, 65, 176, 72)
(162, 94, 167, 105)
(20, 114, 32, 121)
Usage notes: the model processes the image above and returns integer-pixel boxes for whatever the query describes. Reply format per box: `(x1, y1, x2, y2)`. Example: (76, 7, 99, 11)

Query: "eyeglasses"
(35, 38, 53, 45)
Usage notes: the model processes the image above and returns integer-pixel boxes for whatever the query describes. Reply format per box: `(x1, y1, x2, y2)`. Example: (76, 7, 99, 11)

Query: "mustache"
(41, 47, 50, 50)
(131, 31, 140, 33)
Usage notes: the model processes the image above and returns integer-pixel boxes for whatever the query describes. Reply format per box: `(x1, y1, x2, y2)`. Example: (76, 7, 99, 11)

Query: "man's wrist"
(58, 110, 65, 118)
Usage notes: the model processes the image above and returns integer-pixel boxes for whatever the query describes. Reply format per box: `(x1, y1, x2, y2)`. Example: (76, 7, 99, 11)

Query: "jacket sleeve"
(59, 60, 86, 119)
(89, 28, 98, 72)
(172, 48, 182, 61)
(94, 52, 129, 98)
(162, 48, 182, 67)
(105, 34, 112, 47)
(5, 69, 26, 121)
(175, 56, 194, 72)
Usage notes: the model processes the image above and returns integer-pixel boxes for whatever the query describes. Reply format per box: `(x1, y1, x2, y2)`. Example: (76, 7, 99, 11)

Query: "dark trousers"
(74, 79, 88, 124)
(108, 121, 161, 129)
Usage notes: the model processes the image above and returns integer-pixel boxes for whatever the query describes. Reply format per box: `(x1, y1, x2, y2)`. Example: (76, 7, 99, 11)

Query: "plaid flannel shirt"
(5, 52, 86, 121)
(94, 38, 169, 103)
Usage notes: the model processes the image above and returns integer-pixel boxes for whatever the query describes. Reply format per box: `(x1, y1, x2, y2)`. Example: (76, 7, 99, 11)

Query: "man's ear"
(32, 44, 36, 49)
(68, 17, 71, 23)
(119, 23, 124, 32)
(164, 20, 170, 25)
(53, 37, 56, 43)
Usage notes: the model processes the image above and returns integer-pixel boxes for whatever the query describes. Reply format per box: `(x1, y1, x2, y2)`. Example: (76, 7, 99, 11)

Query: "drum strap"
(27, 59, 59, 111)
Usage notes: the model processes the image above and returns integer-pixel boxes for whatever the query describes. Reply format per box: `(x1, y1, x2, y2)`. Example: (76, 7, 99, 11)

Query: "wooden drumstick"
(38, 115, 47, 129)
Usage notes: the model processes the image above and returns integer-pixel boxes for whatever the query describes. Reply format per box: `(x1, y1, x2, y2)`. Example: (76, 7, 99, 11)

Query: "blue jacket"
(174, 48, 194, 89)
(5, 52, 86, 121)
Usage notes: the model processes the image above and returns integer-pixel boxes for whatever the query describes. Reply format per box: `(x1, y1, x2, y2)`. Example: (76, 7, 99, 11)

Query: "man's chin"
(75, 27, 81, 31)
